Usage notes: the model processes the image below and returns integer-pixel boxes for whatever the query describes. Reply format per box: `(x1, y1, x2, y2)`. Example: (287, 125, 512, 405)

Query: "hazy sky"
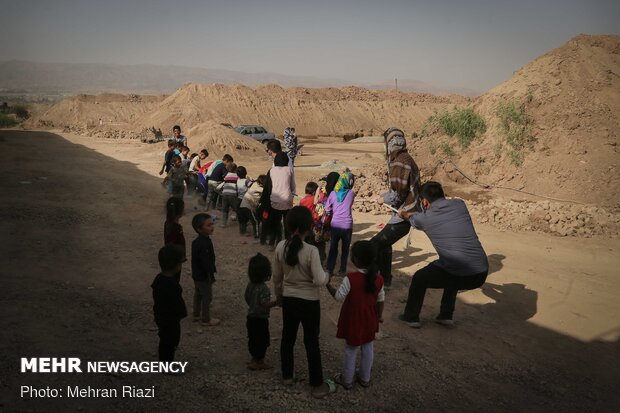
(1, 0, 618, 92)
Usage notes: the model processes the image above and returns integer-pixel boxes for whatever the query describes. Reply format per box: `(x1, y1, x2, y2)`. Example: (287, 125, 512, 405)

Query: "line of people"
(152, 126, 489, 398)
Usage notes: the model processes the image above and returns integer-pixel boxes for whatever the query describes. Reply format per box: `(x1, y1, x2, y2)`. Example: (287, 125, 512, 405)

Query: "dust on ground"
(1, 130, 618, 412)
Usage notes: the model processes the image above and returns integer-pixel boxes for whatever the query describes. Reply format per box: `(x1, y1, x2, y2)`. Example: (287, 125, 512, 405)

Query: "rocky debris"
(342, 132, 364, 142)
(348, 136, 384, 143)
(470, 198, 620, 237)
(320, 160, 339, 169)
(60, 124, 146, 140)
(140, 126, 167, 143)
(322, 163, 620, 238)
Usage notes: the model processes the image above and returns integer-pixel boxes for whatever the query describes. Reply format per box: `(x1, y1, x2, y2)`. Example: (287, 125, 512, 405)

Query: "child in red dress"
(326, 240, 385, 389)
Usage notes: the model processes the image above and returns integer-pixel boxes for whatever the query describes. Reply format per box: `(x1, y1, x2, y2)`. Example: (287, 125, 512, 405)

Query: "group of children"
(153, 144, 378, 397)
(160, 140, 270, 238)
(151, 124, 492, 400)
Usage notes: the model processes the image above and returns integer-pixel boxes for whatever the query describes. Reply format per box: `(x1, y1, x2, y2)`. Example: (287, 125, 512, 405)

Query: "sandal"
(311, 379, 337, 398)
(333, 373, 353, 390)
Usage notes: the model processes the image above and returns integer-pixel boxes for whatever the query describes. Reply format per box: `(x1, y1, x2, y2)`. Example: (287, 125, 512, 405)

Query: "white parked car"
(234, 125, 276, 144)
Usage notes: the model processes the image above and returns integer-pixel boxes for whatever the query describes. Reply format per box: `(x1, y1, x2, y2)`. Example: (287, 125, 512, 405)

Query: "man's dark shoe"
(435, 316, 455, 327)
(398, 314, 421, 328)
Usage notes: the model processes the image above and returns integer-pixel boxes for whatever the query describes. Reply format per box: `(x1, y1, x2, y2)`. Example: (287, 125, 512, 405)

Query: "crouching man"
(397, 181, 488, 328)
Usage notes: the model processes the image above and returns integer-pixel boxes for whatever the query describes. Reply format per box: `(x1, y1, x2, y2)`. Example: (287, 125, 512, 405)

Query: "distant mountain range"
(0, 60, 480, 97)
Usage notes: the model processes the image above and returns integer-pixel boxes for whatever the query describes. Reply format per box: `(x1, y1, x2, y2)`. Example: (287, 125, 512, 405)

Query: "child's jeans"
(238, 207, 258, 236)
(155, 318, 181, 361)
(221, 194, 239, 225)
(193, 280, 213, 322)
(342, 341, 374, 384)
(264, 208, 287, 246)
(247, 316, 270, 360)
(207, 181, 221, 209)
(326, 227, 353, 274)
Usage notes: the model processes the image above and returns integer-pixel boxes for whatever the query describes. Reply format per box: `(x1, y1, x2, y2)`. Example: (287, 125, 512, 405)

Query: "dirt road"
(1, 130, 618, 412)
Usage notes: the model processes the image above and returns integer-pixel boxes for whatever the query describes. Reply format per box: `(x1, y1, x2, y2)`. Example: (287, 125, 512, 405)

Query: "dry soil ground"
(1, 130, 619, 412)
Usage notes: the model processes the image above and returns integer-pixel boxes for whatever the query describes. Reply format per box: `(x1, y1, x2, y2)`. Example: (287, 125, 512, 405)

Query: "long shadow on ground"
(0, 131, 618, 412)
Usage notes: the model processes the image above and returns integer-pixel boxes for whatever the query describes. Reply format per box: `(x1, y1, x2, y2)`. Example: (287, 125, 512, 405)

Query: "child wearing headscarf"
(312, 172, 340, 263)
(325, 172, 356, 276)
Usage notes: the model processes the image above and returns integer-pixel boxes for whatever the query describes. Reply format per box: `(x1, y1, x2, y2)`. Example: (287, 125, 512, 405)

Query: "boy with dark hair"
(163, 155, 189, 198)
(180, 146, 190, 163)
(397, 181, 488, 328)
(299, 181, 321, 254)
(173, 125, 188, 147)
(207, 154, 234, 210)
(266, 139, 292, 168)
(152, 245, 187, 361)
(191, 213, 221, 326)
(238, 174, 266, 239)
(245, 253, 277, 370)
(300, 181, 318, 214)
(159, 140, 177, 176)
(219, 163, 240, 227)
(266, 139, 282, 154)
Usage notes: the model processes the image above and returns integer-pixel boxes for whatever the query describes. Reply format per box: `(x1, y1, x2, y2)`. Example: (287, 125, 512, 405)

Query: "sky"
(1, 0, 619, 93)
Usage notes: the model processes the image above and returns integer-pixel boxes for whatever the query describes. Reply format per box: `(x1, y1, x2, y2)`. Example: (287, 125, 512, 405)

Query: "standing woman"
(283, 127, 298, 165)
(260, 152, 296, 249)
(371, 127, 421, 288)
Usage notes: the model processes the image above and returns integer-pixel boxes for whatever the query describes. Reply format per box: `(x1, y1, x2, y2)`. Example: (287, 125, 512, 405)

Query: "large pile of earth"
(184, 121, 266, 160)
(24, 34, 619, 210)
(134, 83, 467, 137)
(413, 34, 620, 207)
(27, 93, 164, 130)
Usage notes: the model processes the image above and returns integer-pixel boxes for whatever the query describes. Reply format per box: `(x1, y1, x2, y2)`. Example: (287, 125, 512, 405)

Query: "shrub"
(440, 142, 455, 157)
(496, 100, 535, 166)
(422, 106, 486, 149)
(0, 113, 19, 127)
(11, 105, 30, 119)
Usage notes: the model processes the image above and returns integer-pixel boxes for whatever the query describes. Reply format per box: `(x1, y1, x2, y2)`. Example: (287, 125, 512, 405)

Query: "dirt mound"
(26, 92, 165, 132)
(185, 121, 265, 160)
(134, 83, 466, 137)
(25, 34, 619, 208)
(413, 34, 620, 207)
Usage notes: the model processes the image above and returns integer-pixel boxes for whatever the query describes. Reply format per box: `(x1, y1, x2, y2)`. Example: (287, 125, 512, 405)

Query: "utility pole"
(395, 78, 398, 92)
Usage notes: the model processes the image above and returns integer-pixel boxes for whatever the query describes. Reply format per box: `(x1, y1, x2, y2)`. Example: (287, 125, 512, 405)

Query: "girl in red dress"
(326, 240, 385, 389)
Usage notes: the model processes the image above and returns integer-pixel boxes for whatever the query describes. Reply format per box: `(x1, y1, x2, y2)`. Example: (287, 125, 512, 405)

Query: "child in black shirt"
(191, 213, 221, 326)
(152, 244, 187, 362)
